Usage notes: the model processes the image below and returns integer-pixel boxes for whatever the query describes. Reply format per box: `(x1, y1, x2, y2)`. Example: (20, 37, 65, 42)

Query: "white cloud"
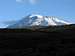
(16, 0, 23, 3)
(16, 0, 39, 5)
(29, 0, 38, 4)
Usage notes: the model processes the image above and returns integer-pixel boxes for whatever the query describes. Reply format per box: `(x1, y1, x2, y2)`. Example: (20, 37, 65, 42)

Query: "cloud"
(29, 0, 38, 4)
(16, 0, 39, 5)
(16, 0, 23, 3)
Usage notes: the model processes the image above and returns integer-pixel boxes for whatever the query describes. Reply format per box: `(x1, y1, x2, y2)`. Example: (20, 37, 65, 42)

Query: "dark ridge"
(0, 24, 75, 56)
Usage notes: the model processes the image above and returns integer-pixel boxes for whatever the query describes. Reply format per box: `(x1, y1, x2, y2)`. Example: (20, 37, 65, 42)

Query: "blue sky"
(0, 0, 75, 25)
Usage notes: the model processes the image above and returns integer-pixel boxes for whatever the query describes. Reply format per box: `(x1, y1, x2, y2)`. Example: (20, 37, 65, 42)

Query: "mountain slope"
(7, 14, 72, 28)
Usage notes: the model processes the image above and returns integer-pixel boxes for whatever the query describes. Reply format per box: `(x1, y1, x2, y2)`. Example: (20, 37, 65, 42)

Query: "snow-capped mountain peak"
(7, 14, 72, 28)
(29, 14, 43, 19)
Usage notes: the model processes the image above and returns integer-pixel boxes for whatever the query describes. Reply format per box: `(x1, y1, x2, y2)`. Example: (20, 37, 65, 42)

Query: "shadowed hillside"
(0, 24, 75, 56)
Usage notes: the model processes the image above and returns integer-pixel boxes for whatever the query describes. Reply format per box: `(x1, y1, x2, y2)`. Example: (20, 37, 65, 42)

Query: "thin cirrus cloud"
(16, 0, 24, 3)
(16, 0, 39, 5)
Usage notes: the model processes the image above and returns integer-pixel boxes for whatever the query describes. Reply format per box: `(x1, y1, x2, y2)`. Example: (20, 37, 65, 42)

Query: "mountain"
(7, 14, 72, 29)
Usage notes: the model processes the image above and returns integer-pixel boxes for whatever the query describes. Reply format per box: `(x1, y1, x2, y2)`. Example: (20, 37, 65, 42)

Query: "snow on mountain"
(7, 14, 72, 28)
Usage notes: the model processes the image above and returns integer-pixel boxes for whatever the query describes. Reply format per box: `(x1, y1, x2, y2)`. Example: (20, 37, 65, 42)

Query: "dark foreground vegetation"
(0, 24, 75, 56)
